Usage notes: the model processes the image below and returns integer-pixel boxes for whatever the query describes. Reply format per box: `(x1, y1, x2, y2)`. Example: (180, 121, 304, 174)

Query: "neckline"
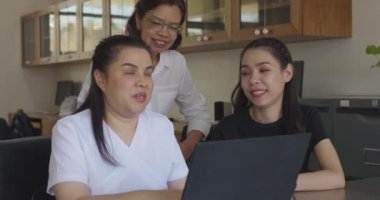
(104, 114, 141, 150)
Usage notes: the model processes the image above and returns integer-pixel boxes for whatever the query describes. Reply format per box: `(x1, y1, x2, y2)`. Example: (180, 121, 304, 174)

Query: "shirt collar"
(153, 51, 171, 76)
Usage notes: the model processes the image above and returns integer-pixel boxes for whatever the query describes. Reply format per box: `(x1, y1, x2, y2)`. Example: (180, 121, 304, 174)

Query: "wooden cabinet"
(109, 0, 136, 36)
(21, 12, 38, 66)
(21, 0, 138, 66)
(79, 0, 137, 58)
(181, 0, 232, 49)
(180, 0, 352, 52)
(232, 0, 300, 41)
(38, 6, 58, 65)
(78, 0, 106, 59)
(232, 0, 352, 42)
(20, 0, 352, 65)
(21, 7, 58, 66)
(57, 0, 80, 62)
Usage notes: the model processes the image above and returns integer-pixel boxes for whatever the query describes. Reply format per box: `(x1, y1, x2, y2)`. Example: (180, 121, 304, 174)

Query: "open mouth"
(134, 92, 147, 103)
(250, 89, 266, 98)
(153, 38, 168, 48)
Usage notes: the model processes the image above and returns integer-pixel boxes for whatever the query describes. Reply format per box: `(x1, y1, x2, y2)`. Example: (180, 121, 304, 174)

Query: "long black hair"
(231, 37, 304, 134)
(77, 35, 149, 165)
(125, 0, 186, 50)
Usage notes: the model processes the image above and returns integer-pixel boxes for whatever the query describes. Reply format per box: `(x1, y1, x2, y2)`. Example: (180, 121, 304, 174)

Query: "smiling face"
(136, 4, 182, 56)
(240, 48, 293, 111)
(95, 46, 153, 118)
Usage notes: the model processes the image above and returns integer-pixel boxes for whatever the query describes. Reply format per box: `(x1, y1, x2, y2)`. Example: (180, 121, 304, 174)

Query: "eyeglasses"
(145, 17, 182, 36)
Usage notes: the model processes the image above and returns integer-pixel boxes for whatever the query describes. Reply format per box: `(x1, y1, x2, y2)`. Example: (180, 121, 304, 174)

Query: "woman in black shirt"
(211, 38, 345, 191)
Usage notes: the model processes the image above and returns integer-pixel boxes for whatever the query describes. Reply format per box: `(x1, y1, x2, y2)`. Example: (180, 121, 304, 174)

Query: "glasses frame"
(145, 16, 182, 36)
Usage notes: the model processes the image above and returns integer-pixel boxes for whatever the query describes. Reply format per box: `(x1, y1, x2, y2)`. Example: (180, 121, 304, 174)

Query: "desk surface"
(294, 177, 380, 200)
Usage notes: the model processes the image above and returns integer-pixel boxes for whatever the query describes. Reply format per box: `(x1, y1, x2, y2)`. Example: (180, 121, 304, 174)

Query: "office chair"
(0, 136, 53, 200)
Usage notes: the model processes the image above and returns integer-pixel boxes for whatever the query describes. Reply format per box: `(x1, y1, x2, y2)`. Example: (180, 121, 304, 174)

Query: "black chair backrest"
(10, 109, 40, 138)
(0, 136, 52, 200)
(0, 118, 12, 140)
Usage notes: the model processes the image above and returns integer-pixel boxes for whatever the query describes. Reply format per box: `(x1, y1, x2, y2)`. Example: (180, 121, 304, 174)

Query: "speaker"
(214, 101, 232, 121)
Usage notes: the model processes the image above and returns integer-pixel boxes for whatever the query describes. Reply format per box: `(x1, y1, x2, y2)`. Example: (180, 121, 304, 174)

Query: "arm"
(53, 182, 183, 200)
(295, 138, 345, 191)
(174, 54, 211, 159)
(179, 130, 204, 160)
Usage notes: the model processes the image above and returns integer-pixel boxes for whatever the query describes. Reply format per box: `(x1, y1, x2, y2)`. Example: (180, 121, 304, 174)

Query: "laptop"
(182, 133, 311, 200)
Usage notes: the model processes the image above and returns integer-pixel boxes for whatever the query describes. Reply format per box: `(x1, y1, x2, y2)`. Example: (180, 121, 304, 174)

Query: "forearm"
(179, 130, 204, 160)
(54, 183, 183, 200)
(295, 170, 345, 191)
(77, 190, 182, 200)
(186, 130, 204, 142)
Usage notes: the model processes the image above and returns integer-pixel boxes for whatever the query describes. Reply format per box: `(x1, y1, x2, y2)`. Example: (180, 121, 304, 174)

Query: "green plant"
(365, 45, 380, 68)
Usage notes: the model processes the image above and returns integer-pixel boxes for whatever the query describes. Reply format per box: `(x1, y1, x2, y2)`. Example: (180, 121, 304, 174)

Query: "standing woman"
(77, 0, 211, 160)
(210, 38, 345, 191)
(48, 35, 188, 199)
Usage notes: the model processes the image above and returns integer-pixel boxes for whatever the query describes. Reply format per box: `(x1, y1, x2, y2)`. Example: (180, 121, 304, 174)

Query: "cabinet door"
(182, 0, 231, 48)
(21, 13, 38, 66)
(335, 109, 380, 179)
(38, 8, 57, 64)
(58, 0, 79, 62)
(79, 0, 105, 59)
(109, 0, 136, 36)
(232, 0, 301, 41)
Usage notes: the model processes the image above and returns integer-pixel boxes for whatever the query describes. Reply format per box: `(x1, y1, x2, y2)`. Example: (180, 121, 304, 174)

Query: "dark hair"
(77, 35, 150, 165)
(231, 37, 304, 134)
(126, 0, 186, 50)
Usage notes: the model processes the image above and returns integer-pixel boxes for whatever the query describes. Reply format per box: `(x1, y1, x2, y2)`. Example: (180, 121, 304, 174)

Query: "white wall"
(0, 0, 58, 120)
(1, 0, 379, 123)
(289, 0, 380, 97)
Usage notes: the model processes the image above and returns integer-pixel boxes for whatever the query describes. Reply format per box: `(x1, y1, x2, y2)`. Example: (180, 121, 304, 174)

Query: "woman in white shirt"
(48, 35, 188, 200)
(77, 0, 211, 160)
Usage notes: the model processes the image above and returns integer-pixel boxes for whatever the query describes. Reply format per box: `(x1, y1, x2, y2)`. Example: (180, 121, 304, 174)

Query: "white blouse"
(47, 109, 188, 195)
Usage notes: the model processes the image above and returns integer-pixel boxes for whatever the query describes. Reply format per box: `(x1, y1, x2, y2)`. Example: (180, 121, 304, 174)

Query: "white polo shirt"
(47, 109, 188, 195)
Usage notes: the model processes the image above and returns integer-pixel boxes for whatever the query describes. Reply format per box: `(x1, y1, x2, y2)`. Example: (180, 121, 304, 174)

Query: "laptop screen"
(182, 133, 311, 200)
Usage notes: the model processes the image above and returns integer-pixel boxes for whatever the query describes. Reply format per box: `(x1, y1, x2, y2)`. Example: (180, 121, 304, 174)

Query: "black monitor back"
(293, 60, 304, 98)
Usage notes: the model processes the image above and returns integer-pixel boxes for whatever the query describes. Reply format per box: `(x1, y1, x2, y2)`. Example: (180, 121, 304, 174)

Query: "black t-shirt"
(210, 105, 329, 171)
